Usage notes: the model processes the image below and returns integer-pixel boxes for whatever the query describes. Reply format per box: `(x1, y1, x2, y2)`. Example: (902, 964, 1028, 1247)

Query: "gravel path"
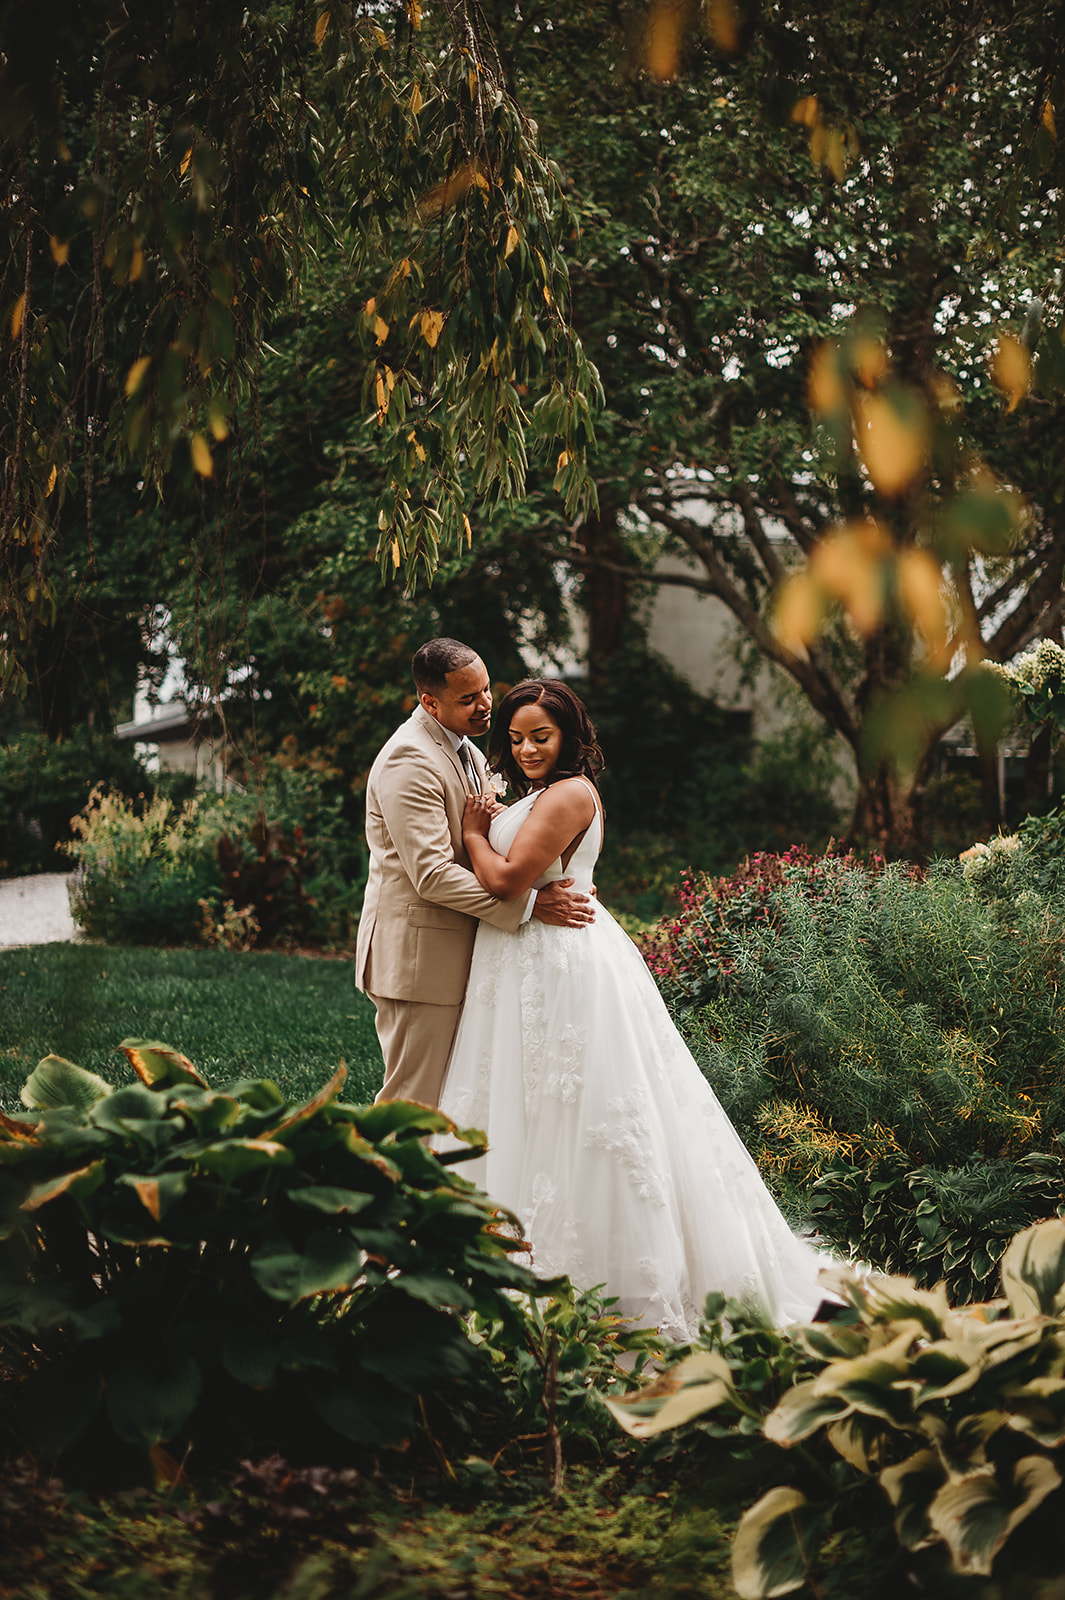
(0, 873, 82, 951)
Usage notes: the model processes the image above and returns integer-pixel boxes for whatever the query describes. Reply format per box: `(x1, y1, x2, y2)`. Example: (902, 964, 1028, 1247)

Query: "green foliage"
(0, 944, 383, 1115)
(653, 855, 1065, 1194)
(65, 773, 364, 949)
(67, 787, 223, 945)
(810, 1151, 1065, 1306)
(0, 0, 601, 677)
(608, 1220, 1065, 1597)
(0, 728, 149, 877)
(0, 1044, 540, 1474)
(961, 809, 1065, 903)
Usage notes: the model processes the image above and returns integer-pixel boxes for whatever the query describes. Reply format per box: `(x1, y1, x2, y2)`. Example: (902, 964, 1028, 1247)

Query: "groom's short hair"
(412, 638, 478, 696)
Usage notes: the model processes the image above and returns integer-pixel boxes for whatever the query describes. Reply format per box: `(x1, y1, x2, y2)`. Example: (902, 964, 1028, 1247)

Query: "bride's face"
(508, 702, 563, 786)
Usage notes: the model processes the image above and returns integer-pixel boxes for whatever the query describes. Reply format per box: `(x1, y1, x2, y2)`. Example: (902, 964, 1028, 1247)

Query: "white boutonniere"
(489, 772, 508, 798)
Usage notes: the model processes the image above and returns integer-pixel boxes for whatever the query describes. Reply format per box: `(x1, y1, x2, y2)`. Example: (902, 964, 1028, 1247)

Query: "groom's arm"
(376, 749, 526, 932)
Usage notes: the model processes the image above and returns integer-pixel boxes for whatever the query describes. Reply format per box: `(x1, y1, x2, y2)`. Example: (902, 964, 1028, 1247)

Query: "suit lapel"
(413, 704, 473, 792)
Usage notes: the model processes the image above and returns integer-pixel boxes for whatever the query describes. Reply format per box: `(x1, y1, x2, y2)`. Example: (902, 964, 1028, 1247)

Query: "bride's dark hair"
(488, 679, 605, 796)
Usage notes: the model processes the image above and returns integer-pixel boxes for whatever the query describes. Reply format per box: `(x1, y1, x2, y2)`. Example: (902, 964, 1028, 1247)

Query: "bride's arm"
(462, 781, 596, 901)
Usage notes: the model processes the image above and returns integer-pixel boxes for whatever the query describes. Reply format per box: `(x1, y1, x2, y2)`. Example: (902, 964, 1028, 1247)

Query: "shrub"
(607, 1219, 1065, 1598)
(66, 786, 225, 944)
(653, 857, 1065, 1193)
(66, 772, 365, 948)
(0, 728, 150, 878)
(809, 1150, 1065, 1305)
(0, 1041, 543, 1478)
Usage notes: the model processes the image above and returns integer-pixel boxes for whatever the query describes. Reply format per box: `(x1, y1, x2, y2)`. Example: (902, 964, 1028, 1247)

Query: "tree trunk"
(846, 764, 922, 858)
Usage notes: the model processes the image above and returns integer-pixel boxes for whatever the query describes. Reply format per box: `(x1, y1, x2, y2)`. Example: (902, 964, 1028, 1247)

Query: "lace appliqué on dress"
(585, 1086, 672, 1209)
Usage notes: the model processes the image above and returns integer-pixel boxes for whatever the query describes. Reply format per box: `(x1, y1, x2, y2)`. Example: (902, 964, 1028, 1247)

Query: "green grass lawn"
(0, 943, 384, 1111)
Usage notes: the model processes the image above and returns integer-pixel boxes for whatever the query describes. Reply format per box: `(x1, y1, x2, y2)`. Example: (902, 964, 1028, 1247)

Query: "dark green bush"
(0, 728, 149, 878)
(658, 857, 1065, 1193)
(66, 767, 365, 949)
(0, 1042, 542, 1478)
(809, 1150, 1065, 1305)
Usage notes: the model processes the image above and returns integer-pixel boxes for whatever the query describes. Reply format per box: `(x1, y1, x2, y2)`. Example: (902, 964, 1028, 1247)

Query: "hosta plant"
(0, 1042, 545, 1478)
(810, 1149, 1065, 1306)
(606, 1219, 1065, 1598)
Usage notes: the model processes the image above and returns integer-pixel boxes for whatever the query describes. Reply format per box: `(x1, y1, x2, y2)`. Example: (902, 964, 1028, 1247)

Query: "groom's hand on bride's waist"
(531, 879, 596, 928)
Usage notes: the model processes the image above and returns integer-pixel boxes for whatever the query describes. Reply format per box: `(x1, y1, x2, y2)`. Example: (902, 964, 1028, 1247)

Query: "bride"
(438, 678, 830, 1341)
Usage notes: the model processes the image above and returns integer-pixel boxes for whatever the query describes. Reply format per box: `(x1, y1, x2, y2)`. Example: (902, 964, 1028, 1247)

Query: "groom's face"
(422, 656, 493, 739)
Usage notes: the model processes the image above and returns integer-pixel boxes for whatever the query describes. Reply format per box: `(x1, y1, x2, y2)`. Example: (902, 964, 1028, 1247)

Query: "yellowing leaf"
(854, 392, 927, 497)
(1043, 99, 1057, 140)
(897, 548, 949, 662)
(811, 522, 886, 636)
(463, 514, 472, 547)
(373, 315, 390, 345)
(129, 245, 144, 282)
(132, 1178, 163, 1221)
(190, 433, 214, 478)
(375, 371, 387, 417)
(556, 450, 572, 473)
(209, 410, 229, 442)
(10, 292, 27, 340)
(180, 146, 193, 177)
(391, 538, 401, 568)
(706, 0, 740, 53)
(773, 571, 823, 653)
(387, 258, 412, 290)
(410, 82, 423, 114)
(472, 168, 490, 192)
(504, 223, 520, 260)
(125, 356, 151, 397)
(807, 340, 845, 414)
(45, 465, 57, 497)
(49, 235, 70, 266)
(990, 333, 1030, 413)
(419, 309, 444, 348)
(646, 0, 683, 81)
(791, 95, 819, 128)
(315, 8, 330, 45)
(853, 336, 887, 389)
(809, 122, 827, 167)
(407, 0, 421, 27)
(825, 128, 847, 182)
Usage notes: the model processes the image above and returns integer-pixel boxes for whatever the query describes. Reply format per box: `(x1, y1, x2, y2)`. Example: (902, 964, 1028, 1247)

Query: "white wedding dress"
(438, 781, 830, 1341)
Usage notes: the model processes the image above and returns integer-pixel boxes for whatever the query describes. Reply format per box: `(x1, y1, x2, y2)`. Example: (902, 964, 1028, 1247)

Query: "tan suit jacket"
(354, 704, 525, 1007)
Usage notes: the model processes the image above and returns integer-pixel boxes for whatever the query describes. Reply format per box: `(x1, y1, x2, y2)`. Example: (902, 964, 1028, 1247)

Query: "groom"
(355, 637, 594, 1106)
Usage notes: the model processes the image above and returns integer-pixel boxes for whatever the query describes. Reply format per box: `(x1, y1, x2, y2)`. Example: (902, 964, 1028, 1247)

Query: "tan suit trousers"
(368, 990, 463, 1108)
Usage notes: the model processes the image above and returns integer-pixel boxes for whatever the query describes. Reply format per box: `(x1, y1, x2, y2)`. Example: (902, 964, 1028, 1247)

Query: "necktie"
(458, 740, 476, 790)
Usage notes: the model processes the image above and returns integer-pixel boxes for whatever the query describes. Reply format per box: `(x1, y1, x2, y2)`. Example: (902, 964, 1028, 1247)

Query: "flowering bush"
(641, 846, 886, 1011)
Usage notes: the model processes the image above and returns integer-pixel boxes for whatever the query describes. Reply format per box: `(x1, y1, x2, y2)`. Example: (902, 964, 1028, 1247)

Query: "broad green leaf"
(1005, 1375, 1065, 1448)
(221, 1325, 281, 1389)
(1000, 1219, 1065, 1317)
(119, 1039, 207, 1089)
(287, 1185, 375, 1215)
(90, 1085, 169, 1131)
(732, 1486, 821, 1600)
(602, 1351, 735, 1438)
(105, 1354, 203, 1449)
(927, 1455, 1061, 1577)
(353, 1098, 454, 1141)
(763, 1379, 852, 1445)
(21, 1056, 112, 1114)
(20, 1160, 106, 1213)
(188, 1138, 295, 1180)
(879, 1449, 943, 1550)
(117, 1170, 189, 1221)
(268, 1064, 347, 1141)
(170, 1090, 242, 1135)
(391, 1269, 476, 1311)
(250, 1228, 366, 1302)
